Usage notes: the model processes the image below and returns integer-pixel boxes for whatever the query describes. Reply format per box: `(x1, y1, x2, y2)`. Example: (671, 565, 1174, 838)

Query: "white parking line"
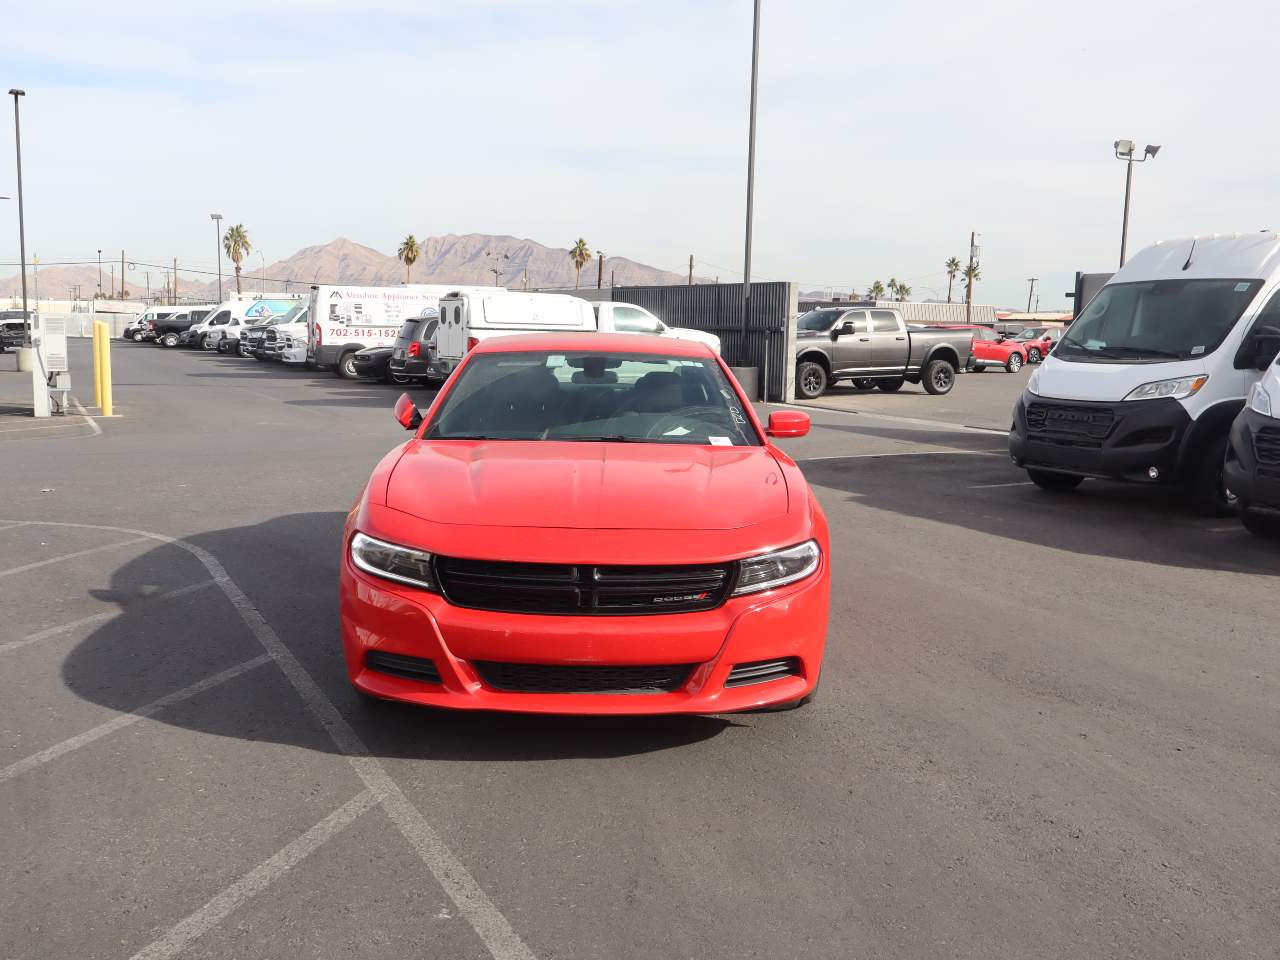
(71, 396, 104, 436)
(968, 481, 1035, 489)
(0, 654, 271, 784)
(128, 790, 377, 960)
(0, 521, 30, 532)
(5, 519, 537, 960)
(0, 536, 152, 579)
(777, 402, 1008, 436)
(799, 448, 1002, 462)
(0, 579, 216, 655)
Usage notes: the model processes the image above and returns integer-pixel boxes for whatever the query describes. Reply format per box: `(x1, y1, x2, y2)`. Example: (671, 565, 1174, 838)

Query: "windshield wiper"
(558, 435, 647, 443)
(1113, 347, 1185, 359)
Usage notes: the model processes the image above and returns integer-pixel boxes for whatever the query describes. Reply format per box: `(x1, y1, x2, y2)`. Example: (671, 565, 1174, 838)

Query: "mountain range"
(0, 235, 695, 302)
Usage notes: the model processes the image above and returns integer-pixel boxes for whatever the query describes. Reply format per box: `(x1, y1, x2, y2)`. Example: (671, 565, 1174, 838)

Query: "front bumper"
(1225, 406, 1280, 512)
(1009, 392, 1191, 483)
(339, 554, 829, 715)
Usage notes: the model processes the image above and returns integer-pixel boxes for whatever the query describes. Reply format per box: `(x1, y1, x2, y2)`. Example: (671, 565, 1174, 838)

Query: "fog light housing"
(1147, 466, 1160, 480)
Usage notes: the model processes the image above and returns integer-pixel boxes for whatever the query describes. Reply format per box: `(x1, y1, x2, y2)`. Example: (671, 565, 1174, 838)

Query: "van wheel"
(921, 359, 956, 395)
(337, 351, 360, 379)
(161, 332, 179, 348)
(796, 361, 827, 399)
(1186, 434, 1238, 517)
(877, 378, 904, 393)
(1241, 508, 1280, 538)
(1006, 353, 1024, 373)
(1027, 469, 1083, 491)
(851, 378, 877, 391)
(198, 334, 208, 349)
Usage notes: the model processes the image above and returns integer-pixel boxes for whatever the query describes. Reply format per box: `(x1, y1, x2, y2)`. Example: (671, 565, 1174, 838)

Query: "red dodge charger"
(340, 333, 830, 714)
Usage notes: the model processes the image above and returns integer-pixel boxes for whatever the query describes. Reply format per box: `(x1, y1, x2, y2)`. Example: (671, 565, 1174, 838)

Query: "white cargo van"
(593, 302, 721, 354)
(1010, 232, 1280, 514)
(190, 294, 304, 351)
(307, 284, 494, 378)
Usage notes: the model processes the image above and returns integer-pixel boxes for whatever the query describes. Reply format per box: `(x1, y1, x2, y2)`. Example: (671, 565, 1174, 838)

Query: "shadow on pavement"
(62, 512, 734, 760)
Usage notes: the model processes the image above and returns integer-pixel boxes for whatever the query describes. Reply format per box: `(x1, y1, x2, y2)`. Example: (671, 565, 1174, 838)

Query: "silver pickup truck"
(794, 307, 974, 398)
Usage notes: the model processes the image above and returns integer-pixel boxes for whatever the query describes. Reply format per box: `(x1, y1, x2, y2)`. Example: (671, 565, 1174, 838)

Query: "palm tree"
(868, 280, 886, 300)
(398, 235, 421, 284)
(896, 282, 912, 301)
(887, 278, 899, 300)
(963, 263, 982, 302)
(569, 238, 591, 289)
(222, 224, 252, 295)
(945, 257, 962, 303)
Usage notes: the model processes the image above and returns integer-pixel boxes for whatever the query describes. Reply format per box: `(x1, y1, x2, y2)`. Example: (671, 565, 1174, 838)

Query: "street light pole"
(211, 213, 224, 301)
(9, 89, 28, 341)
(97, 249, 102, 297)
(741, 0, 761, 341)
(1026, 277, 1038, 313)
(1114, 140, 1160, 268)
(258, 251, 265, 295)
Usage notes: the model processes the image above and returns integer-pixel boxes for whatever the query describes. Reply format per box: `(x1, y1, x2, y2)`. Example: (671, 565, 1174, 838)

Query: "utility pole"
(9, 89, 28, 339)
(121, 250, 126, 299)
(610, 269, 615, 288)
(145, 271, 151, 301)
(172, 257, 178, 304)
(1025, 277, 1037, 313)
(597, 251, 604, 289)
(741, 0, 761, 335)
(97, 249, 102, 297)
(964, 230, 978, 326)
(688, 254, 694, 286)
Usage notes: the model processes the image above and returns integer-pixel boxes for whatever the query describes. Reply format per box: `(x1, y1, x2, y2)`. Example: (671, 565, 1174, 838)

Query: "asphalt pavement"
(1, 340, 1278, 960)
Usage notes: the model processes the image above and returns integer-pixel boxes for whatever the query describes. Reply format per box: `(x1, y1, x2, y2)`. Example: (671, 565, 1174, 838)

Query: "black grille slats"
(366, 651, 441, 683)
(1025, 402, 1117, 441)
(1256, 426, 1280, 465)
(473, 661, 694, 694)
(434, 556, 733, 615)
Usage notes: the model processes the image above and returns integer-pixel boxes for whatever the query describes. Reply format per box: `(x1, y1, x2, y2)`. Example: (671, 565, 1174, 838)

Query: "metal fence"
(612, 282, 797, 401)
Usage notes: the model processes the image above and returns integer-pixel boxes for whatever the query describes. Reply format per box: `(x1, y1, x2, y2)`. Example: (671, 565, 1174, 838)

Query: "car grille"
(365, 650, 441, 683)
(1255, 426, 1280, 466)
(472, 661, 693, 694)
(725, 657, 801, 687)
(1025, 402, 1117, 443)
(433, 556, 734, 615)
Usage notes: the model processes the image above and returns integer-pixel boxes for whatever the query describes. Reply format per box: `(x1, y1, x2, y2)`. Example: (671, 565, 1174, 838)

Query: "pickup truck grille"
(1025, 402, 1117, 443)
(1255, 426, 1280, 465)
(434, 556, 734, 615)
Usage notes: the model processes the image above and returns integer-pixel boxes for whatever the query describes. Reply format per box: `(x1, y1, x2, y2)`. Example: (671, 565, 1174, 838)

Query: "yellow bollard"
(93, 322, 104, 409)
(99, 323, 114, 417)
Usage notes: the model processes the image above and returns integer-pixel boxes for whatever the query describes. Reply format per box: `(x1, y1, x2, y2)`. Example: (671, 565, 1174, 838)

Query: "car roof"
(471, 332, 714, 357)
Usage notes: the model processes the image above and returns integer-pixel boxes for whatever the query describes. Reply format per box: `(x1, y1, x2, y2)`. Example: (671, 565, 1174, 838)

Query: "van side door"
(870, 309, 909, 370)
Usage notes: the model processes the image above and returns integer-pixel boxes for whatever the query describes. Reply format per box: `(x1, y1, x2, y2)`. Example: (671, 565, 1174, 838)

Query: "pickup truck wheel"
(161, 332, 179, 348)
(1006, 353, 1024, 373)
(1027, 469, 1083, 491)
(337, 351, 360, 380)
(1028, 347, 1042, 363)
(877, 378, 904, 393)
(851, 378, 877, 391)
(921, 359, 956, 395)
(796, 361, 827, 399)
(1185, 434, 1238, 517)
(1241, 507, 1280, 538)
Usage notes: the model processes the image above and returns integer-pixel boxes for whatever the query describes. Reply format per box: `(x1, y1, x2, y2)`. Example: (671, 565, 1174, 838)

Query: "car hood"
(385, 441, 789, 530)
(1032, 355, 1209, 402)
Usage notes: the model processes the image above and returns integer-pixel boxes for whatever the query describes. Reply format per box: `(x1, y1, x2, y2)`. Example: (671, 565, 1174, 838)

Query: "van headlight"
(1026, 367, 1042, 395)
(350, 533, 437, 591)
(732, 540, 821, 595)
(1249, 381, 1273, 418)
(1122, 375, 1208, 401)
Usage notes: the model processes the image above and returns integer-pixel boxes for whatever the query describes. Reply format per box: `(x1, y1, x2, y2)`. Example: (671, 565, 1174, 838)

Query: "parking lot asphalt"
(2, 340, 1279, 960)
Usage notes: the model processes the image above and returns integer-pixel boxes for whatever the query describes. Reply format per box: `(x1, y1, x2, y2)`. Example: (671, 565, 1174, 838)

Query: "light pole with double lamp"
(1114, 140, 1160, 268)
(211, 213, 224, 301)
(9, 89, 28, 343)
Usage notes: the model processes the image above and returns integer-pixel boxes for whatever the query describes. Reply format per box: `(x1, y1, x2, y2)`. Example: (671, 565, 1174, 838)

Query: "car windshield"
(1012, 328, 1044, 341)
(797, 309, 843, 332)
(425, 351, 760, 446)
(1056, 279, 1263, 362)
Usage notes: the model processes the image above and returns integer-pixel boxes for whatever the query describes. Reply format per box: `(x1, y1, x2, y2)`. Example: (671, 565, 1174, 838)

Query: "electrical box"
(35, 315, 68, 372)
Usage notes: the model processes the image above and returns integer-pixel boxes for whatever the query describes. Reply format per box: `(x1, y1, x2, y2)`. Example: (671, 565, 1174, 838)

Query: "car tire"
(337, 351, 360, 380)
(1240, 507, 1280, 538)
(1006, 353, 1024, 373)
(971, 363, 985, 373)
(1028, 347, 1042, 363)
(877, 378, 905, 393)
(1027, 468, 1083, 491)
(851, 377, 877, 391)
(253, 353, 267, 362)
(161, 332, 179, 347)
(198, 334, 209, 350)
(1185, 434, 1238, 517)
(796, 361, 827, 399)
(921, 359, 956, 395)
(123, 330, 135, 342)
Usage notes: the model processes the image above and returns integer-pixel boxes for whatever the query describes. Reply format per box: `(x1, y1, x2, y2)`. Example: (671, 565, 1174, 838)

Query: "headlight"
(1026, 367, 1042, 395)
(1122, 375, 1208, 402)
(732, 540, 821, 596)
(1249, 381, 1273, 417)
(350, 532, 437, 591)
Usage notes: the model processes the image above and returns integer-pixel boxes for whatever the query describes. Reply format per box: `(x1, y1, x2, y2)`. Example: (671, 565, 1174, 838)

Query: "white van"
(1224, 322, 1280, 537)
(593, 302, 721, 354)
(307, 284, 494, 378)
(1010, 232, 1280, 514)
(190, 294, 304, 351)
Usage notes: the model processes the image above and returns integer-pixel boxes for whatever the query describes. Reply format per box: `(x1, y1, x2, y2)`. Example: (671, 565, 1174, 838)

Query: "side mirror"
(831, 321, 854, 340)
(1251, 326, 1280, 371)
(394, 392, 422, 431)
(766, 410, 810, 439)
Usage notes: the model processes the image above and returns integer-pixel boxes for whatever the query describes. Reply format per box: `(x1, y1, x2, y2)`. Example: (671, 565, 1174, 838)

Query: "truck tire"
(1005, 353, 1024, 373)
(877, 378, 904, 393)
(1241, 507, 1280, 538)
(921, 359, 956, 395)
(1027, 469, 1083, 491)
(161, 332, 179, 348)
(1185, 434, 1237, 517)
(337, 350, 360, 380)
(198, 334, 208, 350)
(796, 361, 827, 399)
(851, 378, 877, 391)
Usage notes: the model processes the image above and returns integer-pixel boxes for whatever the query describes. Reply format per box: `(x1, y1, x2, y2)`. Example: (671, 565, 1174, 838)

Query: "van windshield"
(1056, 279, 1262, 362)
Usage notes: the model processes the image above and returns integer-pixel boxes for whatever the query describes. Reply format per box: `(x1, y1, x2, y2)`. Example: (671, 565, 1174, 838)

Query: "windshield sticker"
(728, 406, 747, 425)
(663, 425, 692, 436)
(708, 436, 732, 446)
(1235, 282, 1251, 292)
(1191, 345, 1205, 355)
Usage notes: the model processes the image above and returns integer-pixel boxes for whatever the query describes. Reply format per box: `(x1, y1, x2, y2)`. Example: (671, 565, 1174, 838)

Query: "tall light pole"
(258, 251, 265, 294)
(9, 89, 28, 340)
(97, 249, 102, 297)
(211, 213, 224, 301)
(741, 0, 761, 340)
(1026, 277, 1038, 313)
(1114, 140, 1160, 268)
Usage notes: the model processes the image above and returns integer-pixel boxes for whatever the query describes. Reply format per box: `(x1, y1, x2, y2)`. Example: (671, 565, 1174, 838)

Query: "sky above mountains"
(1, 0, 1276, 309)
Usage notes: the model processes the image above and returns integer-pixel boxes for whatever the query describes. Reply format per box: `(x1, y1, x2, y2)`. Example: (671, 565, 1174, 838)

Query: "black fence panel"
(612, 282, 796, 401)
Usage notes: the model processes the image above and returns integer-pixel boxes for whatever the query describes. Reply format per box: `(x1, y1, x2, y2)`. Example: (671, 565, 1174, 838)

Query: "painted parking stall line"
(0, 536, 152, 578)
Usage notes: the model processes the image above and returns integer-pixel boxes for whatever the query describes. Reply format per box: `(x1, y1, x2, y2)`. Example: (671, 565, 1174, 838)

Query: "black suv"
(388, 311, 441, 383)
(1, 317, 28, 352)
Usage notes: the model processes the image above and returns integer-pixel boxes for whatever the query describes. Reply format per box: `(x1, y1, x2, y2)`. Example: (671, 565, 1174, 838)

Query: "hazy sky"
(1, 0, 1276, 308)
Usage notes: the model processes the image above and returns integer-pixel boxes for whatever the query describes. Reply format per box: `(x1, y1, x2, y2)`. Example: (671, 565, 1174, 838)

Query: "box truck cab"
(1225, 331, 1280, 537)
(1010, 232, 1280, 514)
(307, 284, 493, 378)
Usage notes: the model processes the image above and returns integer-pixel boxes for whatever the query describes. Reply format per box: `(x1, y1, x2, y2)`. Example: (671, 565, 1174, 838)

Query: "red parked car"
(944, 325, 1029, 372)
(340, 333, 830, 714)
(1008, 326, 1060, 363)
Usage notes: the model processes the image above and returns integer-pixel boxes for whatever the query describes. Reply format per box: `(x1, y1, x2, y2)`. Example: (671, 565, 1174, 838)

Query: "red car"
(1008, 326, 1060, 363)
(340, 333, 830, 714)
(945, 325, 1028, 372)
